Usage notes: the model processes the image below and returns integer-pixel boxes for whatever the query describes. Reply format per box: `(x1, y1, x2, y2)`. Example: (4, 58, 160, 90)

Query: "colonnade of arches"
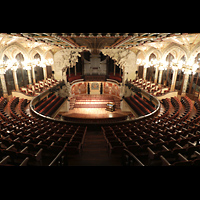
(0, 43, 54, 97)
(136, 43, 200, 100)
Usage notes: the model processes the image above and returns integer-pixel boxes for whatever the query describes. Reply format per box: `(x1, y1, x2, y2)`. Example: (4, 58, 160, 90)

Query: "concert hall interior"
(1, 32, 200, 166)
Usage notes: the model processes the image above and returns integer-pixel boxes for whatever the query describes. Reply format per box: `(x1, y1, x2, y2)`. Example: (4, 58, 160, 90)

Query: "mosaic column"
(0, 71, 8, 98)
(43, 66, 47, 80)
(182, 72, 190, 94)
(27, 69, 32, 85)
(158, 69, 163, 85)
(143, 67, 147, 80)
(32, 66, 36, 84)
(170, 69, 178, 91)
(154, 66, 159, 84)
(12, 69, 19, 91)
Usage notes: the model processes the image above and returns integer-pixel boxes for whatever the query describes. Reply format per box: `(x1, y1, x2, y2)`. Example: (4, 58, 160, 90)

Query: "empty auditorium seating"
(35, 94, 56, 112)
(131, 78, 170, 96)
(124, 94, 155, 117)
(102, 95, 200, 166)
(19, 78, 59, 96)
(34, 94, 66, 117)
(0, 96, 87, 166)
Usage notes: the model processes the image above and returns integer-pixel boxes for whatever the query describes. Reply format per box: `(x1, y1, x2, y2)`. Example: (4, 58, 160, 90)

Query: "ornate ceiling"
(7, 32, 187, 50)
(1, 33, 200, 56)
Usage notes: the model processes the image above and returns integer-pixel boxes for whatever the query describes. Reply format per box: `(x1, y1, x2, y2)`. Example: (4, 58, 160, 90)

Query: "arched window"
(15, 53, 29, 88)
(4, 55, 15, 95)
(162, 53, 174, 87)
(175, 55, 185, 93)
(34, 53, 44, 82)
(187, 53, 200, 100)
(146, 53, 156, 82)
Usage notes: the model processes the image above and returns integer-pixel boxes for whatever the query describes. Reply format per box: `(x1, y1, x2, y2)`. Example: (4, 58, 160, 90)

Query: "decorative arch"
(162, 43, 188, 62)
(145, 47, 162, 62)
(189, 41, 200, 62)
(136, 50, 146, 61)
(28, 47, 45, 61)
(0, 42, 28, 60)
(2, 53, 11, 61)
(44, 50, 54, 60)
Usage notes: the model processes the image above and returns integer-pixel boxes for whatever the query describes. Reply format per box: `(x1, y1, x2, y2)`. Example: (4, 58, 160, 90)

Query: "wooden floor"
(60, 94, 133, 123)
(61, 108, 132, 120)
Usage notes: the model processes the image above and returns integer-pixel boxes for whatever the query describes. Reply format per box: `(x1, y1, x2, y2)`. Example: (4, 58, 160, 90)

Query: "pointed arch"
(44, 50, 54, 60)
(162, 43, 188, 62)
(145, 47, 162, 62)
(190, 41, 200, 62)
(0, 42, 28, 60)
(136, 50, 146, 61)
(28, 46, 45, 61)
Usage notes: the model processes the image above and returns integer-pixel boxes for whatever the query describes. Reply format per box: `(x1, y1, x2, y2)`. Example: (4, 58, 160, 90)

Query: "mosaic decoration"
(91, 82, 99, 90)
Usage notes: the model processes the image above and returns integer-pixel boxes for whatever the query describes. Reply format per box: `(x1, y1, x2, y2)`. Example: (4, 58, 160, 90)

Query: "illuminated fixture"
(136, 58, 200, 74)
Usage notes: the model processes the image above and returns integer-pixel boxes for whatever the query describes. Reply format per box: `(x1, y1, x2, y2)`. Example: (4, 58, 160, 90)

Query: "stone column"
(12, 69, 19, 91)
(0, 72, 8, 98)
(170, 69, 178, 91)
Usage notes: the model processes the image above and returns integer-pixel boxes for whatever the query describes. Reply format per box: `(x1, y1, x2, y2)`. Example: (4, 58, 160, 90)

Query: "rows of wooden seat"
(124, 95, 154, 117)
(35, 94, 56, 112)
(0, 97, 87, 166)
(34, 94, 66, 117)
(134, 94, 156, 112)
(20, 78, 59, 96)
(131, 78, 170, 96)
(102, 96, 200, 166)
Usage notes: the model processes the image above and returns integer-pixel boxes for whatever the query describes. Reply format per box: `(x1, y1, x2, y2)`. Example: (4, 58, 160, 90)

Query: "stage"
(59, 94, 133, 124)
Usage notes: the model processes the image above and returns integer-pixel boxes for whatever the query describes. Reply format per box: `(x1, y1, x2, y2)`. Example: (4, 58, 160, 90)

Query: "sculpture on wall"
(101, 49, 136, 70)
(101, 49, 137, 82)
(54, 49, 84, 81)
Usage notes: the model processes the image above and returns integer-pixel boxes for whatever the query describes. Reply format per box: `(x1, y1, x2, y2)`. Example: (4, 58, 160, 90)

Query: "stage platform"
(59, 94, 133, 124)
